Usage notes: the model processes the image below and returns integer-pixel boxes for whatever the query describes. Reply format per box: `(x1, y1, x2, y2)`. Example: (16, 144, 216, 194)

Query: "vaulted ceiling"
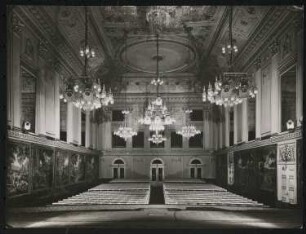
(18, 5, 297, 84)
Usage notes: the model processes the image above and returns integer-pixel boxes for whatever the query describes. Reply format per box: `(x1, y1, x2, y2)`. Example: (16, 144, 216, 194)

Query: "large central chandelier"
(138, 33, 175, 144)
(177, 110, 201, 139)
(60, 7, 114, 111)
(202, 6, 257, 107)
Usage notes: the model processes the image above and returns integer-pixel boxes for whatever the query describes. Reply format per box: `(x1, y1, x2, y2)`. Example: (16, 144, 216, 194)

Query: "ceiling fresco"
(30, 6, 273, 79)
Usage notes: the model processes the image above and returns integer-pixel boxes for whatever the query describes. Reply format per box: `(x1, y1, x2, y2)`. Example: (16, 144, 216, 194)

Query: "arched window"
(189, 158, 203, 179)
(112, 158, 125, 179)
(191, 159, 202, 165)
(114, 159, 124, 165)
(152, 159, 163, 164)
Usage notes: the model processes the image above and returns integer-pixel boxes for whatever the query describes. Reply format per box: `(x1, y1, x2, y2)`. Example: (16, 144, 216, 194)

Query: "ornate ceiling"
(19, 6, 292, 82)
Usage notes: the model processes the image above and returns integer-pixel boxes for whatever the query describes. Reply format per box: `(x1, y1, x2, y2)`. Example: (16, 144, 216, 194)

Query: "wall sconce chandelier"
(60, 7, 114, 111)
(202, 6, 257, 107)
(176, 110, 201, 139)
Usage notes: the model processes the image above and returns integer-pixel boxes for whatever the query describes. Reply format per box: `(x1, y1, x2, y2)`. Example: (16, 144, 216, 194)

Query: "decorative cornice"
(206, 6, 229, 57)
(268, 39, 279, 56)
(38, 40, 49, 59)
(234, 7, 290, 71)
(102, 149, 212, 157)
(216, 128, 301, 154)
(253, 57, 262, 70)
(14, 7, 79, 78)
(8, 130, 99, 155)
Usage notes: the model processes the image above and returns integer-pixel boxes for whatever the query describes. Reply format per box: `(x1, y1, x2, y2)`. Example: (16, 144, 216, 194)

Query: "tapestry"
(234, 145, 276, 194)
(55, 150, 69, 186)
(70, 153, 85, 183)
(32, 147, 53, 190)
(85, 155, 96, 181)
(7, 142, 30, 196)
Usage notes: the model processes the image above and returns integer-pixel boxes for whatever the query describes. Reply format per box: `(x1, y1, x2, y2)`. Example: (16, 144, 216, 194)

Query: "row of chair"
(52, 183, 150, 205)
(163, 183, 265, 207)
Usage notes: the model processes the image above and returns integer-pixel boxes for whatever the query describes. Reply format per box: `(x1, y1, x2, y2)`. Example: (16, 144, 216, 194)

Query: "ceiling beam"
(205, 6, 229, 58)
(89, 7, 115, 60)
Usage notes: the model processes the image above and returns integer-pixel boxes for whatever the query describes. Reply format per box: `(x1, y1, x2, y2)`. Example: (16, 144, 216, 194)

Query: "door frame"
(150, 158, 165, 181)
(189, 158, 203, 179)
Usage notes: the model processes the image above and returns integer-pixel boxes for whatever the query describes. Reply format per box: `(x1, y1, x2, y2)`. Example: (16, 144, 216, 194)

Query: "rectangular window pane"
(112, 110, 124, 121)
(189, 132, 203, 148)
(171, 132, 182, 148)
(112, 134, 126, 148)
(190, 110, 203, 121)
(132, 132, 144, 148)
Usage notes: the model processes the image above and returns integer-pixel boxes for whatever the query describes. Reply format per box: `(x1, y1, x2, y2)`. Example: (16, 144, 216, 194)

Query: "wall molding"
(215, 128, 302, 154)
(8, 130, 98, 155)
(102, 149, 212, 157)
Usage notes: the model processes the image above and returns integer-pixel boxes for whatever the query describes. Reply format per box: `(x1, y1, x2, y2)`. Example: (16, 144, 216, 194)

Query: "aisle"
(149, 184, 165, 204)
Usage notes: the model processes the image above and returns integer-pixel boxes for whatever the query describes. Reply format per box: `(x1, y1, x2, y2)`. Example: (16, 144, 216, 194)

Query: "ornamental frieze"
(279, 143, 296, 162)
(12, 13, 24, 34)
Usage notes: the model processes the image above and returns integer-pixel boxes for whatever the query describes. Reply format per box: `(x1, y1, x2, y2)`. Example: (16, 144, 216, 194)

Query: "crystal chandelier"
(177, 110, 201, 139)
(202, 6, 257, 107)
(59, 7, 114, 111)
(138, 33, 175, 144)
(114, 110, 137, 141)
(148, 131, 167, 144)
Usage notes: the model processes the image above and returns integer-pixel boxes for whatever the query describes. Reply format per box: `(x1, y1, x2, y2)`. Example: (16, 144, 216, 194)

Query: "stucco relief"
(279, 143, 296, 163)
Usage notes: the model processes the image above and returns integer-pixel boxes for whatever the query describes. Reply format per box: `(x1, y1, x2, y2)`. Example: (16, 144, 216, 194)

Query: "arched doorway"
(150, 158, 164, 181)
(189, 159, 203, 179)
(112, 158, 125, 179)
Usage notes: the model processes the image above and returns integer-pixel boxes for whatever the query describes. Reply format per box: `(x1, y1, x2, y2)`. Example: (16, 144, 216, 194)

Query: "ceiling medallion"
(202, 6, 257, 107)
(60, 7, 114, 111)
